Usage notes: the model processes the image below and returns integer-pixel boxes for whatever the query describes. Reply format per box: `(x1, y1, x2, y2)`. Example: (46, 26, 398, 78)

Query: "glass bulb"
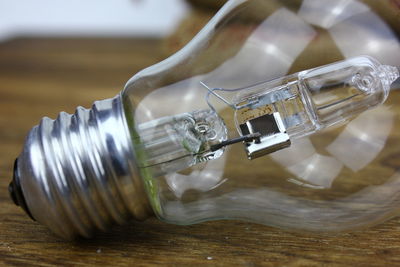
(9, 0, 400, 239)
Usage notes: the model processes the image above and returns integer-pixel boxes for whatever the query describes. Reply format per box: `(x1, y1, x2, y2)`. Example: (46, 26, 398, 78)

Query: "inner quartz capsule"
(135, 56, 399, 177)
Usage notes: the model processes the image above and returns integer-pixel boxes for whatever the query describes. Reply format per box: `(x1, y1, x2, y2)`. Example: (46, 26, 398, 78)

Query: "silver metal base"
(15, 95, 152, 239)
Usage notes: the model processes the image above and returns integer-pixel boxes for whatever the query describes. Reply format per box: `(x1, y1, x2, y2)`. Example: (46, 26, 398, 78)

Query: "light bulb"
(9, 0, 400, 239)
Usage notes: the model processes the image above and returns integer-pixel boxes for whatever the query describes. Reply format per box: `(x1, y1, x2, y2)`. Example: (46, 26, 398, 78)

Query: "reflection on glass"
(165, 154, 227, 199)
(204, 8, 316, 87)
(327, 106, 395, 171)
(271, 139, 343, 189)
(298, 0, 370, 29)
(329, 8, 400, 65)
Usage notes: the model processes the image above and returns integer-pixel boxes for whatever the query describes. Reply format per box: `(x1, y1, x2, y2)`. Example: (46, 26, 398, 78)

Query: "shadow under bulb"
(8, 0, 400, 239)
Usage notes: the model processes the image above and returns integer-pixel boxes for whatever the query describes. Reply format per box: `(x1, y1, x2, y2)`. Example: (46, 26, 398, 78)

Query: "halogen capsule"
(136, 56, 398, 173)
(222, 56, 398, 159)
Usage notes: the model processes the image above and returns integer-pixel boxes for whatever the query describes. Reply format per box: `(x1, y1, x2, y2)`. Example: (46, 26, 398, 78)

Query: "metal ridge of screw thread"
(10, 95, 152, 239)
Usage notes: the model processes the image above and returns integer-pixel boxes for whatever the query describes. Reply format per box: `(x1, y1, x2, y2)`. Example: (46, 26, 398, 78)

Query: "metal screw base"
(14, 95, 152, 239)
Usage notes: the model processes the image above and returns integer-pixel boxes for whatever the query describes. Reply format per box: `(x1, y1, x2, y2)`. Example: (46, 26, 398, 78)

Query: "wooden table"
(1, 38, 400, 266)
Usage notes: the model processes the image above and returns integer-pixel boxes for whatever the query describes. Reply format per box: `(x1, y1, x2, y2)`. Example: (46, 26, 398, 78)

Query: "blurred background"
(0, 0, 190, 41)
(0, 0, 230, 122)
(0, 0, 231, 53)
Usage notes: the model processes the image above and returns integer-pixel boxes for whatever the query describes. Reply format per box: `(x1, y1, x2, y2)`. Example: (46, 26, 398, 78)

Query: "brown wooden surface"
(1, 38, 400, 267)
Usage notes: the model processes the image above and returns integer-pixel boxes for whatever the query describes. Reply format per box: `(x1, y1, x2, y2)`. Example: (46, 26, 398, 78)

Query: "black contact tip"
(8, 159, 35, 221)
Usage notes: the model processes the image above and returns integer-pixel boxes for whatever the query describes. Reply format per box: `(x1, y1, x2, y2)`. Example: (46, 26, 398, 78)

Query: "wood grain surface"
(1, 38, 400, 267)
